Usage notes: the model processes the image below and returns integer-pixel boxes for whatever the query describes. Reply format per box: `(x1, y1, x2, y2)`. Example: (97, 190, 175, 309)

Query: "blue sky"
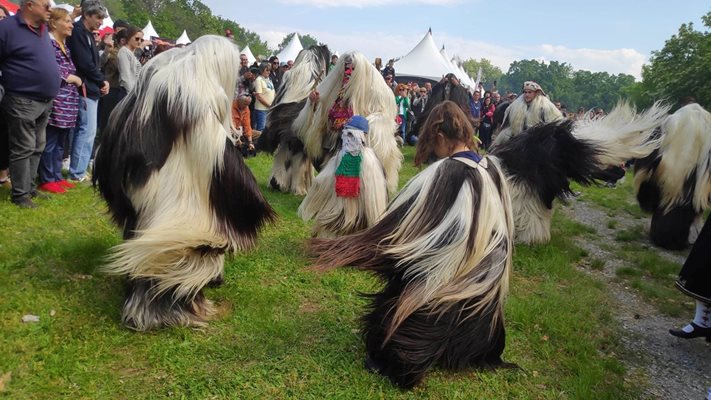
(203, 0, 709, 79)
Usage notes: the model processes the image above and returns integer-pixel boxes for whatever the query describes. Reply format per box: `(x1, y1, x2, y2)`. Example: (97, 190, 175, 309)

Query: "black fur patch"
(650, 204, 697, 250)
(413, 81, 473, 138)
(210, 138, 276, 242)
(493, 120, 602, 208)
(94, 64, 188, 234)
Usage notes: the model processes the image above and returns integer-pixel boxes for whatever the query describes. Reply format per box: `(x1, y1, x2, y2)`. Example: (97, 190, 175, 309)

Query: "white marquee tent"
(440, 46, 474, 88)
(143, 20, 159, 39)
(394, 30, 455, 82)
(176, 30, 191, 45)
(241, 45, 257, 65)
(275, 33, 303, 63)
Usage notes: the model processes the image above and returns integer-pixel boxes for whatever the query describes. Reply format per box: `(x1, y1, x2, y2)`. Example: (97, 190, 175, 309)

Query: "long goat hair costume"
(298, 122, 388, 237)
(633, 103, 711, 250)
(93, 36, 276, 331)
(496, 101, 670, 244)
(293, 51, 402, 195)
(492, 91, 564, 146)
(309, 155, 514, 389)
(258, 45, 331, 195)
(418, 82, 669, 244)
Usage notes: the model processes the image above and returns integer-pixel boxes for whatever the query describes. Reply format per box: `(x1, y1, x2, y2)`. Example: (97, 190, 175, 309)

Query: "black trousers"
(676, 215, 711, 303)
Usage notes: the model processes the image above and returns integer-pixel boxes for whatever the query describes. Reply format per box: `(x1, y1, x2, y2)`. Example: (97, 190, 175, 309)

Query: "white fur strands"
(298, 147, 388, 237)
(269, 142, 313, 196)
(293, 51, 402, 194)
(93, 36, 275, 331)
(273, 45, 330, 105)
(493, 93, 563, 146)
(503, 176, 553, 244)
(309, 156, 513, 388)
(262, 46, 329, 195)
(634, 103, 711, 212)
(573, 101, 670, 166)
(382, 157, 512, 340)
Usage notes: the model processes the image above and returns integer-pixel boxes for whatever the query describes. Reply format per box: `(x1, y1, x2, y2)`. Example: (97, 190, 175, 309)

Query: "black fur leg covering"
(122, 278, 215, 331)
(362, 284, 506, 389)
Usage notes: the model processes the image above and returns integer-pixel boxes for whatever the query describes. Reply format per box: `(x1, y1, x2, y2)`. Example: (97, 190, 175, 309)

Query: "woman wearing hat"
(492, 81, 563, 146)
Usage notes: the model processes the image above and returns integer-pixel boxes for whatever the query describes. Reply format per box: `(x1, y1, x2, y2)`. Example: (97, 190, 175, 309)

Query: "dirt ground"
(560, 198, 709, 400)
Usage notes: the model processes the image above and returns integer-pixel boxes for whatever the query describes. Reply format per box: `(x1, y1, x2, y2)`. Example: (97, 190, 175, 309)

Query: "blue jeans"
(69, 97, 98, 180)
(39, 125, 69, 183)
(253, 109, 267, 131)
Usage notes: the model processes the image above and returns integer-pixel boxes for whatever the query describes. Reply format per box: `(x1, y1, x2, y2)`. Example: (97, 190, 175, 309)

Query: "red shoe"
(38, 182, 66, 194)
(57, 179, 76, 189)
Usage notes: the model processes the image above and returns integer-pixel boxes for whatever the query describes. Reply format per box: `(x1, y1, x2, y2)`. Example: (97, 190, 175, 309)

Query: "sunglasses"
(93, 32, 100, 37)
(133, 37, 142, 42)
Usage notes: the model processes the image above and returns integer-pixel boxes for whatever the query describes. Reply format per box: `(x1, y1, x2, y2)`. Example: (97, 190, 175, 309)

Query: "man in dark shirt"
(0, 0, 60, 208)
(66, 0, 107, 183)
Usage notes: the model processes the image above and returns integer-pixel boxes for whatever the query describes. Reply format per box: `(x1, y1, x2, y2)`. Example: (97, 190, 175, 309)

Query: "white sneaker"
(62, 158, 70, 172)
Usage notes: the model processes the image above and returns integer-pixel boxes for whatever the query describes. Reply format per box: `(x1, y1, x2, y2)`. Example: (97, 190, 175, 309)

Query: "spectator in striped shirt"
(38, 7, 82, 193)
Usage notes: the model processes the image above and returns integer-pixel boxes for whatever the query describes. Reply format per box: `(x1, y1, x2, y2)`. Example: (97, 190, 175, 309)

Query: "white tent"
(143, 20, 159, 39)
(241, 45, 257, 65)
(394, 30, 453, 82)
(176, 30, 191, 45)
(440, 46, 474, 88)
(275, 33, 303, 63)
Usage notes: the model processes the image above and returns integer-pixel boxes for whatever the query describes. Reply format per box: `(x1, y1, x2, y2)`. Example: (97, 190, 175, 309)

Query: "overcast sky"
(202, 0, 709, 79)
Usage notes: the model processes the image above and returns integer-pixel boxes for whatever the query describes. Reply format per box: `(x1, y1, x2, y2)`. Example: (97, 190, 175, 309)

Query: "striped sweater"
(48, 37, 79, 129)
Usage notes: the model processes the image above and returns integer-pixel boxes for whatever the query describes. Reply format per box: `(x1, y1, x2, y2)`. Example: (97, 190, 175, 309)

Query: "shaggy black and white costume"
(298, 117, 388, 237)
(492, 87, 563, 146)
(310, 154, 513, 389)
(93, 36, 275, 331)
(497, 102, 669, 244)
(634, 103, 711, 250)
(293, 51, 402, 195)
(258, 45, 331, 195)
(416, 82, 669, 244)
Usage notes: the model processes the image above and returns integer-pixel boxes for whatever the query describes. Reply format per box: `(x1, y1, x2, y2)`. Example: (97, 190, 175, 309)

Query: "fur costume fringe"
(634, 103, 711, 249)
(293, 51, 402, 194)
(259, 46, 331, 195)
(493, 93, 563, 146)
(309, 155, 513, 389)
(93, 36, 275, 331)
(298, 147, 387, 238)
(492, 101, 669, 244)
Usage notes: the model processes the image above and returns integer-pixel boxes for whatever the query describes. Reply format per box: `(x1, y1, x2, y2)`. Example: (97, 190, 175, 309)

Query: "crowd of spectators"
(0, 0, 167, 208)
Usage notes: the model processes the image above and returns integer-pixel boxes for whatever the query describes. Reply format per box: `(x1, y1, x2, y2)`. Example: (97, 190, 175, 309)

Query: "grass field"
(0, 148, 655, 399)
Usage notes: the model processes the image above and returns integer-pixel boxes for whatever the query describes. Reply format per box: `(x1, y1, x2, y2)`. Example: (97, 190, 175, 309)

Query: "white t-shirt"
(253, 75, 275, 111)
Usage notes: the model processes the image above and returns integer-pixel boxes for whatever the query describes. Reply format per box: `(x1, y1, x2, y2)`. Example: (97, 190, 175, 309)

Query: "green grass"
(0, 148, 640, 399)
(569, 171, 692, 316)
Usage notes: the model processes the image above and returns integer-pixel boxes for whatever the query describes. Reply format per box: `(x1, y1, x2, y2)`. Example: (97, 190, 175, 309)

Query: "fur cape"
(494, 101, 670, 244)
(293, 51, 402, 195)
(298, 127, 388, 237)
(310, 154, 513, 389)
(492, 93, 563, 146)
(93, 36, 275, 331)
(258, 45, 331, 195)
(634, 103, 711, 249)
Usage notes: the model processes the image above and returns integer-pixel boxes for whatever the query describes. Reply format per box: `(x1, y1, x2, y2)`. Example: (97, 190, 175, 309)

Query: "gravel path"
(559, 198, 710, 400)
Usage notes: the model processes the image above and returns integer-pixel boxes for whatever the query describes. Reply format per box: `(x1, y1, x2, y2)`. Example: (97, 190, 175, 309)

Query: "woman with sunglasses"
(117, 25, 144, 95)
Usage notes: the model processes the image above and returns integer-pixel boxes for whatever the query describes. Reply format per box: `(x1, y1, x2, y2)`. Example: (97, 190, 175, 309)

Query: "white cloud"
(240, 23, 647, 79)
(279, 0, 463, 7)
